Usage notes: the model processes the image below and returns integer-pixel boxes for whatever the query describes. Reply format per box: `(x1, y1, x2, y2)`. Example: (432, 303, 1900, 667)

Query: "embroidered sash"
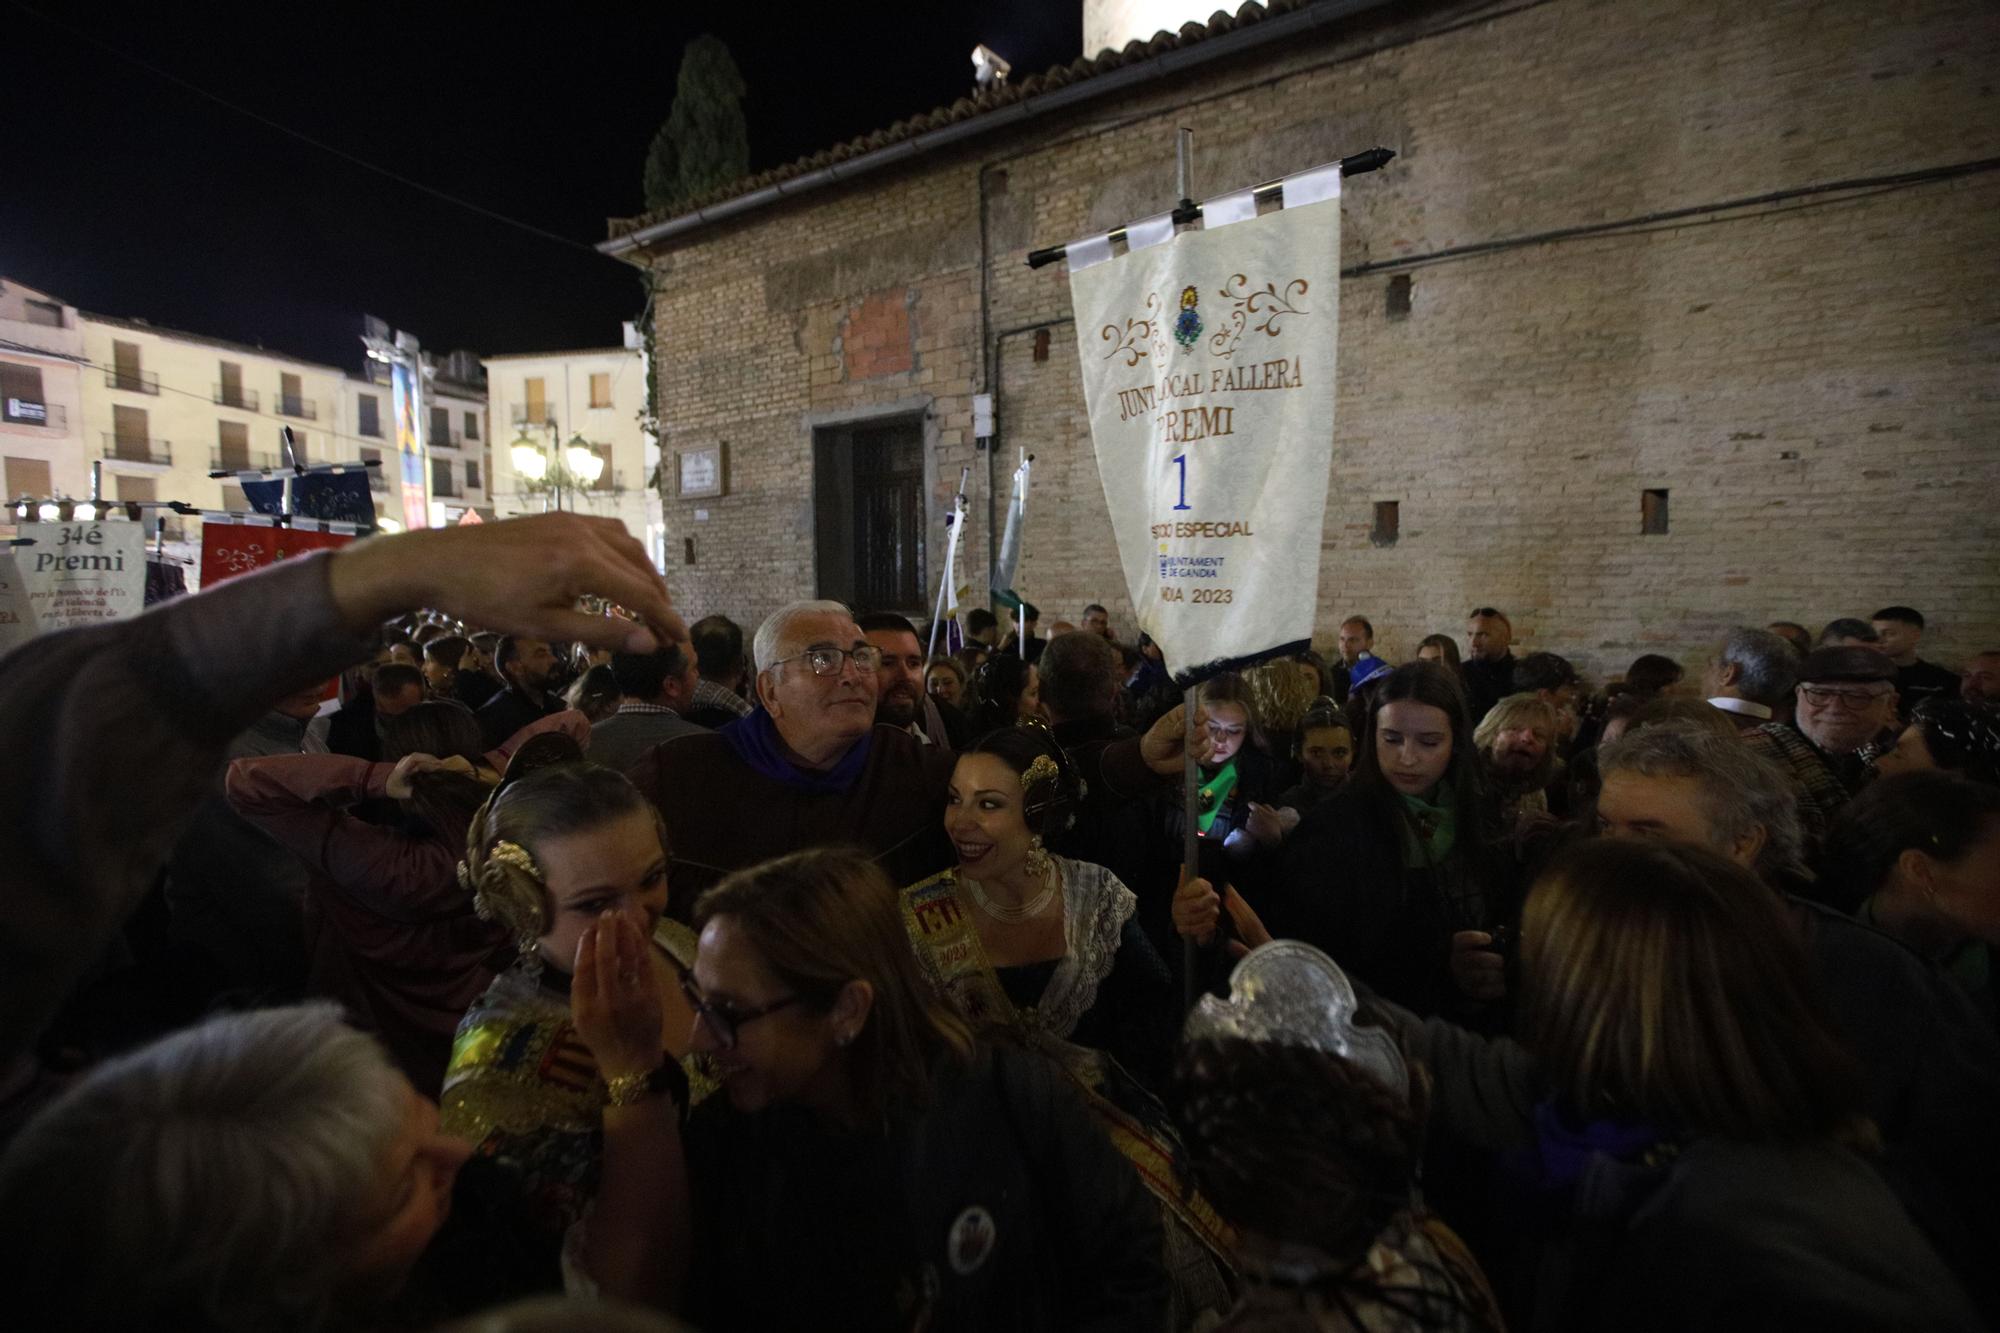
(900, 869, 1237, 1262)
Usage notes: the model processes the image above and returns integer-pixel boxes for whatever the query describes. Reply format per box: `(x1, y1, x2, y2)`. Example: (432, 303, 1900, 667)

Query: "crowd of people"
(0, 511, 1996, 1332)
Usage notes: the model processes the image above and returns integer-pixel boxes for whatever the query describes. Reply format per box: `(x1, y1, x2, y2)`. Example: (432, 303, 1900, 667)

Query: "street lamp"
(511, 432, 549, 482)
(510, 428, 604, 511)
(566, 440, 605, 486)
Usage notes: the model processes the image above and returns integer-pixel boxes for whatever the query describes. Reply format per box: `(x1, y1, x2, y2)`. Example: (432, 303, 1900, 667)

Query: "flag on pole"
(989, 451, 1032, 611)
(1065, 162, 1343, 684)
(927, 492, 968, 659)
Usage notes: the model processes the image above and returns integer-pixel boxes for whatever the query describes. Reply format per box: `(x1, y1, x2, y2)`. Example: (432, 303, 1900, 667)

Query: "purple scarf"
(1500, 1100, 1672, 1233)
(720, 708, 874, 795)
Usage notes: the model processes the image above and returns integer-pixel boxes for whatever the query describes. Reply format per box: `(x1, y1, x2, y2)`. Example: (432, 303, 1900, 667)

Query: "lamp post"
(510, 427, 605, 512)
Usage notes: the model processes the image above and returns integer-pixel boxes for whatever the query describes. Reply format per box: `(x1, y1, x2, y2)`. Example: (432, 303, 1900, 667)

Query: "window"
(23, 300, 63, 328)
(357, 394, 381, 437)
(430, 406, 451, 445)
(113, 340, 142, 386)
(1370, 500, 1400, 547)
(5, 456, 51, 500)
(279, 372, 307, 419)
(217, 420, 250, 471)
(280, 427, 307, 465)
(1642, 488, 1670, 535)
(220, 481, 249, 513)
(1, 361, 45, 422)
(465, 460, 482, 490)
(218, 361, 247, 409)
(1387, 274, 1413, 319)
(523, 377, 546, 424)
(360, 447, 387, 491)
(463, 411, 479, 440)
(589, 372, 612, 409)
(112, 404, 152, 461)
(591, 442, 614, 489)
(432, 458, 456, 496)
(115, 475, 155, 503)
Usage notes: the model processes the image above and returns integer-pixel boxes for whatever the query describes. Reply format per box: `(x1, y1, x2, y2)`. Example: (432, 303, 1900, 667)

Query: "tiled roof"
(605, 0, 1308, 241)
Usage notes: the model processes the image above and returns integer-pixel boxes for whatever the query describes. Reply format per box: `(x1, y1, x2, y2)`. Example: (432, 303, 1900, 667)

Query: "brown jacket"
(631, 723, 957, 907)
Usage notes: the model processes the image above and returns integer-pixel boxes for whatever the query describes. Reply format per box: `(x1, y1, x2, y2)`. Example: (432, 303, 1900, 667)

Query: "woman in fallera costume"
(903, 724, 1236, 1325)
(438, 756, 709, 1306)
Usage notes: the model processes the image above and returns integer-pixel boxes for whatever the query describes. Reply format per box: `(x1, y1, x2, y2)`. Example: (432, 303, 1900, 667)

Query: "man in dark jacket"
(1460, 607, 1516, 723)
(859, 611, 969, 751)
(475, 635, 562, 750)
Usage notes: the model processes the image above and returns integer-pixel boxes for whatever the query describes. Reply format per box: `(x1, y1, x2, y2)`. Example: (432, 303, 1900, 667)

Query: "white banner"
(0, 549, 38, 657)
(1068, 179, 1341, 680)
(16, 520, 148, 633)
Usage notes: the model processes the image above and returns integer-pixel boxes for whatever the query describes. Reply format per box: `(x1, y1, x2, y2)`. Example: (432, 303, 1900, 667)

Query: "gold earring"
(1024, 833, 1054, 883)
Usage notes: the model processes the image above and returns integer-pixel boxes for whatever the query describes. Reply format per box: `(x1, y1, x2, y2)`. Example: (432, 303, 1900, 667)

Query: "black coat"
(683, 1043, 1166, 1333)
(1275, 784, 1520, 1022)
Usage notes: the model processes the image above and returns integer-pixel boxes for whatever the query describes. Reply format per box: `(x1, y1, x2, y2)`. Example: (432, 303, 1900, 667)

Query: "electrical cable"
(7, 0, 611, 261)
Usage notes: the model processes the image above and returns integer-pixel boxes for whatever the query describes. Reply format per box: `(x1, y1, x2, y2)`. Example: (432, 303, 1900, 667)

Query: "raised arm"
(0, 513, 683, 1065)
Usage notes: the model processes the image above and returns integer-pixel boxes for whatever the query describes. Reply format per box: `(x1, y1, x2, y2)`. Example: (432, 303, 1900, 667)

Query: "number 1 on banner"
(1171, 454, 1191, 511)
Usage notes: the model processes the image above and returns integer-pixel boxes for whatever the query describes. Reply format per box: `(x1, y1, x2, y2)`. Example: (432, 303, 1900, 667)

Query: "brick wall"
(641, 0, 2000, 682)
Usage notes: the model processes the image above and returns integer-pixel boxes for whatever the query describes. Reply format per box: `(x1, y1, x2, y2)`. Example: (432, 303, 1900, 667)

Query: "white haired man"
(632, 598, 1215, 904)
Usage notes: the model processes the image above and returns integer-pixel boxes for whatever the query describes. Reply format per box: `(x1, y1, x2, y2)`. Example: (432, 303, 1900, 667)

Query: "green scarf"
(1395, 787, 1456, 867)
(1197, 760, 1240, 834)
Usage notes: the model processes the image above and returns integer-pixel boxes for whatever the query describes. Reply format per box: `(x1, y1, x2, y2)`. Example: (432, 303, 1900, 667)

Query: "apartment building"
(79, 311, 353, 535)
(484, 329, 662, 566)
(0, 278, 88, 508)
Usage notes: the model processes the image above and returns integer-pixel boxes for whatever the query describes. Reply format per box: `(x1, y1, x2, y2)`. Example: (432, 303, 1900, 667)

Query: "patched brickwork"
(638, 0, 2000, 682)
(841, 289, 917, 381)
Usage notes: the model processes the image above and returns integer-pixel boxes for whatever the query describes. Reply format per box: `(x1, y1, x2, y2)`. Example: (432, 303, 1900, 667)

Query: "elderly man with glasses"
(625, 599, 958, 905)
(632, 597, 1214, 910)
(1745, 645, 1900, 851)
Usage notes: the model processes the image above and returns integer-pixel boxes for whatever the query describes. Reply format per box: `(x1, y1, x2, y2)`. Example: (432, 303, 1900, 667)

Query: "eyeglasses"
(771, 645, 883, 677)
(662, 950, 802, 1051)
(1799, 685, 1891, 708)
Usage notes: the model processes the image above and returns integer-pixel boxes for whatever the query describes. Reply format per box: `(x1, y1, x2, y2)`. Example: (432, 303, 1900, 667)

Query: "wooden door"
(850, 422, 925, 611)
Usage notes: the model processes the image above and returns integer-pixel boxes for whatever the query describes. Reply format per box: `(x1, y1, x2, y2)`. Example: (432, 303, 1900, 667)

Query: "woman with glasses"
(905, 725, 1235, 1324)
(437, 758, 710, 1309)
(658, 847, 1168, 1330)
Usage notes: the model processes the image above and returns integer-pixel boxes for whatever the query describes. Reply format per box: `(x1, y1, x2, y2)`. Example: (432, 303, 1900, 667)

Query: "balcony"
(276, 395, 318, 421)
(214, 385, 261, 412)
(211, 448, 277, 473)
(100, 433, 172, 466)
(510, 403, 555, 427)
(1, 400, 65, 430)
(358, 419, 383, 439)
(429, 431, 465, 451)
(105, 368, 160, 395)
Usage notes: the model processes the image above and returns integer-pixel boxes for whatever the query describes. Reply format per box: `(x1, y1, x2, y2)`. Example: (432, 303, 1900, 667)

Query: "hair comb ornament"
(486, 840, 541, 882)
(1184, 941, 1408, 1102)
(1020, 754, 1061, 790)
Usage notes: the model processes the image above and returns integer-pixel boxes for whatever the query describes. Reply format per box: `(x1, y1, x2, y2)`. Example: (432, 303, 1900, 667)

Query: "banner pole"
(1176, 123, 1204, 1011)
(925, 466, 970, 660)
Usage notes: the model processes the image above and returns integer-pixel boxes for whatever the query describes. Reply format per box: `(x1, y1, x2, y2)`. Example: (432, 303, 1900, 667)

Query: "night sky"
(2, 1, 1079, 370)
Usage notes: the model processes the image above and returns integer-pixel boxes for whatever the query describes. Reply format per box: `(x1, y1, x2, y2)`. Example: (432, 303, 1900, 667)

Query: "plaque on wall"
(677, 444, 726, 499)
